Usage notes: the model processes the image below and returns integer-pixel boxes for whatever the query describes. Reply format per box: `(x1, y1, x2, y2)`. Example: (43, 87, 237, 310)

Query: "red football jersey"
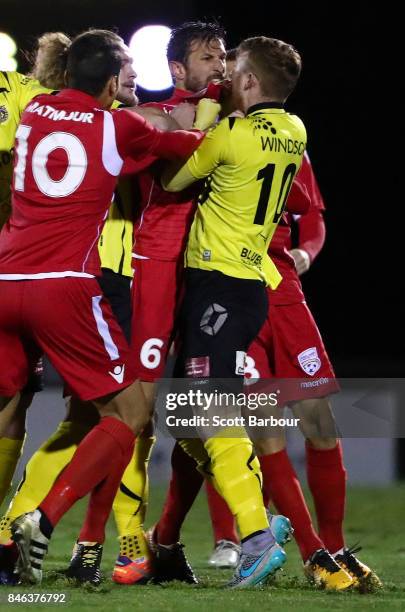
(134, 86, 222, 262)
(270, 152, 326, 305)
(0, 89, 203, 277)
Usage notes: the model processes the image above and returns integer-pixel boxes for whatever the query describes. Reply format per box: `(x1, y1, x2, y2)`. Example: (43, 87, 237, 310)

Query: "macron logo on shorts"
(109, 364, 125, 384)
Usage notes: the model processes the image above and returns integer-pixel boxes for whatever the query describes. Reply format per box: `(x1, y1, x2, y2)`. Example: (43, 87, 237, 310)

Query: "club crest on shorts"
(297, 347, 321, 376)
(0, 105, 9, 123)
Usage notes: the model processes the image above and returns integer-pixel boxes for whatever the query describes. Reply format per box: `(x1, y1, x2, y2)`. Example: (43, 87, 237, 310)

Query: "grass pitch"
(1, 485, 404, 611)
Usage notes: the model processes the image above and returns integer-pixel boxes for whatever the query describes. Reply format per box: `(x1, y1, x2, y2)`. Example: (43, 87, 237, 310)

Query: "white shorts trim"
(91, 294, 120, 361)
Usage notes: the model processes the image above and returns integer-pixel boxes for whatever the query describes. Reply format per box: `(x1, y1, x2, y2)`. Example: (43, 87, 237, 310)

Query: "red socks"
(306, 441, 346, 554)
(40, 417, 135, 535)
(259, 450, 324, 561)
(156, 442, 203, 545)
(205, 480, 239, 544)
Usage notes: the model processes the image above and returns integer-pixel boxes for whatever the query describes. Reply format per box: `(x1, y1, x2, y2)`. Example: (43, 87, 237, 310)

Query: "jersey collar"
(57, 88, 105, 109)
(247, 102, 285, 115)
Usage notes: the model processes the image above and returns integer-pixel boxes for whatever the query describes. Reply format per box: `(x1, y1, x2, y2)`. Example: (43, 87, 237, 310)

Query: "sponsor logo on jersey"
(261, 135, 305, 155)
(202, 249, 211, 261)
(109, 364, 125, 383)
(252, 116, 277, 134)
(185, 356, 210, 377)
(235, 351, 246, 376)
(200, 303, 228, 336)
(241, 247, 262, 267)
(297, 347, 321, 376)
(0, 105, 9, 123)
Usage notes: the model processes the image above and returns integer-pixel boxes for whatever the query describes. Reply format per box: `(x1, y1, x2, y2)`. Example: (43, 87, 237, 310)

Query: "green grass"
(1, 485, 405, 611)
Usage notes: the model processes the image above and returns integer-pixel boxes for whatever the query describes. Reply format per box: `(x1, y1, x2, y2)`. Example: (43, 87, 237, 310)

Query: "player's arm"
(289, 153, 326, 274)
(285, 178, 311, 214)
(125, 104, 191, 131)
(161, 118, 230, 192)
(114, 108, 204, 166)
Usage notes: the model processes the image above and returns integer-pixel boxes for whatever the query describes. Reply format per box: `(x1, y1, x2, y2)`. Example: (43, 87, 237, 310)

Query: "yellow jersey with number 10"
(185, 103, 307, 288)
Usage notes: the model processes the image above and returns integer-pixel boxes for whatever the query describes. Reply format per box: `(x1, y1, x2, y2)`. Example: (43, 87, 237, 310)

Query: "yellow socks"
(204, 430, 269, 539)
(113, 436, 155, 558)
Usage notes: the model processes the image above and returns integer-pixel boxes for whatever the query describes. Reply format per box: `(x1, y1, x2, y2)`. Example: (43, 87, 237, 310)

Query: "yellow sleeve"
(162, 119, 230, 192)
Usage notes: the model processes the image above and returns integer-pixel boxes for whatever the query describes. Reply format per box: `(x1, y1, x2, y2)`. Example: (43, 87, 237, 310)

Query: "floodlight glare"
(0, 32, 17, 71)
(129, 25, 172, 91)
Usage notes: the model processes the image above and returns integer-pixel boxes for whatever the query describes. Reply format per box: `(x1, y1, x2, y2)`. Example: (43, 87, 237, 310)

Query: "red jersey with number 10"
(0, 88, 203, 277)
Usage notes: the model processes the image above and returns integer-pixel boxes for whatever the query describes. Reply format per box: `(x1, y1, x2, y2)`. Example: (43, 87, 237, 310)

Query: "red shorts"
(131, 257, 184, 382)
(245, 301, 339, 402)
(0, 278, 136, 401)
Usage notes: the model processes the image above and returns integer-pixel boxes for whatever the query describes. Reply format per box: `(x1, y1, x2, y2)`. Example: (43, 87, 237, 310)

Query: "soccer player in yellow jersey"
(162, 36, 306, 588)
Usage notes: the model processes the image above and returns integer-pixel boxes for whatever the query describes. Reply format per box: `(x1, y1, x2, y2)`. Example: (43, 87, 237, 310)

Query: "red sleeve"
(298, 207, 326, 262)
(296, 152, 325, 211)
(285, 178, 311, 214)
(295, 153, 326, 261)
(113, 108, 204, 163)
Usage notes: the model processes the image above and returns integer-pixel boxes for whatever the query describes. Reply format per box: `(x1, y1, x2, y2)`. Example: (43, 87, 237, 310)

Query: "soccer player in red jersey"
(107, 21, 227, 585)
(0, 29, 203, 585)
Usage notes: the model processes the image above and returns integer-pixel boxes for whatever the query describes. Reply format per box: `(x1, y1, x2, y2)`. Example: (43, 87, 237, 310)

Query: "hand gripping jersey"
(134, 85, 222, 262)
(0, 71, 50, 228)
(0, 89, 203, 278)
(183, 103, 307, 288)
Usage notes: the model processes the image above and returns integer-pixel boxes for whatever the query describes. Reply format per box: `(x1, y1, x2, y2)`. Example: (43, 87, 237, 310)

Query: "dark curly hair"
(167, 21, 226, 65)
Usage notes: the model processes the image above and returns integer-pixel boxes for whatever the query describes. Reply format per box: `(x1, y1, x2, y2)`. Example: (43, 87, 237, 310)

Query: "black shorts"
(175, 268, 268, 382)
(98, 268, 132, 343)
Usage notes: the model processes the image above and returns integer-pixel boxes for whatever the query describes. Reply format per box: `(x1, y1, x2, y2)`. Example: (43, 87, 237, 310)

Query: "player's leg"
(205, 480, 240, 568)
(177, 269, 286, 588)
(148, 440, 204, 584)
(279, 302, 378, 589)
(10, 278, 150, 584)
(0, 394, 29, 505)
(0, 358, 46, 518)
(245, 328, 327, 566)
(111, 258, 180, 584)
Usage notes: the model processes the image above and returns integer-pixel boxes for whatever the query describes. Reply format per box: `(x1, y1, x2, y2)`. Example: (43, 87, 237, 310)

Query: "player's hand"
(170, 103, 196, 130)
(290, 248, 311, 275)
(193, 98, 221, 130)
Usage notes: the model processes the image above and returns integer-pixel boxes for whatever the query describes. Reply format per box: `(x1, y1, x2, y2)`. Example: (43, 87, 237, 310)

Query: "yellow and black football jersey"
(98, 176, 136, 278)
(0, 71, 50, 228)
(175, 103, 306, 288)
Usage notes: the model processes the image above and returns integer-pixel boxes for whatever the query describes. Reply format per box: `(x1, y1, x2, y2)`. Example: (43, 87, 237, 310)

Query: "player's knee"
(292, 397, 337, 439)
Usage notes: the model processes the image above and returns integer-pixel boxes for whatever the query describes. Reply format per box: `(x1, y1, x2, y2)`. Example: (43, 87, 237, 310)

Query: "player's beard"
(118, 87, 139, 107)
(185, 72, 223, 94)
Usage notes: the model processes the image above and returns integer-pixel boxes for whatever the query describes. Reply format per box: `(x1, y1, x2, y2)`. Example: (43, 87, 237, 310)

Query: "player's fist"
(170, 102, 196, 130)
(290, 248, 311, 275)
(193, 98, 221, 130)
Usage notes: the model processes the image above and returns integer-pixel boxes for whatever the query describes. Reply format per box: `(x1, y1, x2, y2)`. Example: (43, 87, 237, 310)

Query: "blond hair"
(31, 32, 71, 89)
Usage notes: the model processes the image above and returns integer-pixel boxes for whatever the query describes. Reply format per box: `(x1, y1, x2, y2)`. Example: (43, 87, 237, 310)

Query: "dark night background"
(2, 0, 400, 377)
